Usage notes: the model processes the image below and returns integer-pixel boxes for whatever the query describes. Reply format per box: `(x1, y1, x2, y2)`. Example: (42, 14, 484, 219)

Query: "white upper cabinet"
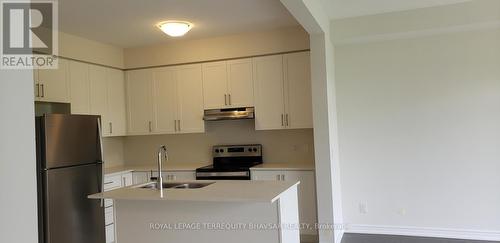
(202, 61, 228, 109)
(253, 52, 313, 130)
(35, 58, 70, 103)
(227, 58, 254, 108)
(126, 65, 205, 136)
(126, 69, 154, 135)
(176, 64, 205, 133)
(253, 55, 286, 130)
(105, 69, 127, 136)
(284, 52, 313, 129)
(69, 61, 90, 114)
(89, 65, 108, 118)
(202, 59, 253, 109)
(68, 61, 127, 137)
(152, 67, 177, 134)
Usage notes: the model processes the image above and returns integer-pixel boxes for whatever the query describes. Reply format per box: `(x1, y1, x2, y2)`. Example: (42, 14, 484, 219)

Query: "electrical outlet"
(358, 202, 368, 214)
(397, 208, 407, 216)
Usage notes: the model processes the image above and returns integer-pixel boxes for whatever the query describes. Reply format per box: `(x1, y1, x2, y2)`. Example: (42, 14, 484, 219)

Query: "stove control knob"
(219, 149, 224, 153)
(252, 148, 258, 152)
(215, 149, 220, 153)
(248, 148, 252, 152)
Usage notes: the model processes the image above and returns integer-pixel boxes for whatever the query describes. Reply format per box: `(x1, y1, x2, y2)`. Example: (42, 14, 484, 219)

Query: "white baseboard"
(335, 229, 344, 243)
(345, 224, 500, 241)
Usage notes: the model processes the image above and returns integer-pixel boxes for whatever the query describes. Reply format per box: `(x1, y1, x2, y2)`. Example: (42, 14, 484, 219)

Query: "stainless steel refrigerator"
(36, 114, 105, 243)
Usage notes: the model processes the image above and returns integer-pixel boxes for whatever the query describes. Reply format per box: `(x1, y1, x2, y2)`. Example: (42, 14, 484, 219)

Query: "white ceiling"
(322, 0, 472, 19)
(59, 0, 474, 48)
(58, 0, 299, 48)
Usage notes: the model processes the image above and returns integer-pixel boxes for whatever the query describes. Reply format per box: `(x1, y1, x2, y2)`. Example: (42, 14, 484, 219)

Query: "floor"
(341, 234, 499, 243)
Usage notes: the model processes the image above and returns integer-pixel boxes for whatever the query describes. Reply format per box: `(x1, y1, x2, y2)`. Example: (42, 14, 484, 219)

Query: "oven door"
(196, 171, 251, 180)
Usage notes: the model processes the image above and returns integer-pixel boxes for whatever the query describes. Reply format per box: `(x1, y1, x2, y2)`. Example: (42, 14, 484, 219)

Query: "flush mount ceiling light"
(157, 21, 193, 37)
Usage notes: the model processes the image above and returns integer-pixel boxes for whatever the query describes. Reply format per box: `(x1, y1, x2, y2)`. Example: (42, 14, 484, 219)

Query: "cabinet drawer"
(105, 223, 115, 243)
(104, 199, 113, 208)
(104, 175, 122, 191)
(105, 206, 114, 225)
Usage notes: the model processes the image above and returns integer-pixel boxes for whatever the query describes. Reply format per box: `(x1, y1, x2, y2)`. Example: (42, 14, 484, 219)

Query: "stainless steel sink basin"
(136, 182, 214, 189)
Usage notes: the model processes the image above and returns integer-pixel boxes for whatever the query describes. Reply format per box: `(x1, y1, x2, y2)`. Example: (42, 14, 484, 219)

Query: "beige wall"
(103, 137, 125, 168)
(120, 26, 313, 166)
(123, 120, 314, 165)
(124, 26, 309, 69)
(59, 31, 124, 68)
(57, 27, 312, 168)
(335, 28, 500, 235)
(0, 69, 39, 243)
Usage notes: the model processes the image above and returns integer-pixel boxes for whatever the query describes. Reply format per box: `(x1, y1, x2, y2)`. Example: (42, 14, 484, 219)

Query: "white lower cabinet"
(132, 171, 151, 184)
(104, 206, 114, 225)
(165, 171, 196, 181)
(134, 170, 196, 183)
(251, 170, 318, 237)
(104, 171, 133, 243)
(105, 224, 115, 243)
(149, 171, 196, 181)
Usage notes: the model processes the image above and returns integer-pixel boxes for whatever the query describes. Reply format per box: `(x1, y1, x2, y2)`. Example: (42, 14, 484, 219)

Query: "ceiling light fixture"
(157, 21, 193, 37)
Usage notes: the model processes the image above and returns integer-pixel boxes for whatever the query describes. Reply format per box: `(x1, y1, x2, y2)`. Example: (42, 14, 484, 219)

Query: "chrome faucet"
(157, 145, 168, 197)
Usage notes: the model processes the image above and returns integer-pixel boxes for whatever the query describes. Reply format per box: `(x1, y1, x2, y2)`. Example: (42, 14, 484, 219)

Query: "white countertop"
(89, 180, 299, 203)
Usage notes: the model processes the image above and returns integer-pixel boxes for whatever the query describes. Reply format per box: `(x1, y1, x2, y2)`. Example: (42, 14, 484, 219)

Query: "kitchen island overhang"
(89, 180, 300, 243)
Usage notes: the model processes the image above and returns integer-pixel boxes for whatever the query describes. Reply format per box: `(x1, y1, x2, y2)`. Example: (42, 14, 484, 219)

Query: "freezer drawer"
(105, 206, 114, 225)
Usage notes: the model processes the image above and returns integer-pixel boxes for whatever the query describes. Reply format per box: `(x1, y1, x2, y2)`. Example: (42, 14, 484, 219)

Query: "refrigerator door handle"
(97, 117, 105, 207)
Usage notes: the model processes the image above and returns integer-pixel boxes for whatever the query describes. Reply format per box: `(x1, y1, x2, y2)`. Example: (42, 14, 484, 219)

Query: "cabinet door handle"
(276, 175, 281, 181)
(281, 114, 284, 126)
(122, 177, 125, 187)
(228, 94, 231, 105)
(281, 174, 285, 181)
(35, 84, 40, 97)
(224, 94, 227, 106)
(285, 114, 289, 127)
(148, 121, 152, 132)
(177, 120, 181, 131)
(40, 84, 45, 97)
(109, 122, 112, 134)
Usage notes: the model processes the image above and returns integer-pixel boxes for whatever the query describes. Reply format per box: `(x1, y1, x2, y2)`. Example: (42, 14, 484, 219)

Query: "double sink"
(135, 181, 214, 190)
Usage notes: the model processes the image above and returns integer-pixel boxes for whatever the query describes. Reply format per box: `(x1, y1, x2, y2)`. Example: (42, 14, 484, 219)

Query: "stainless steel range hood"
(203, 107, 255, 121)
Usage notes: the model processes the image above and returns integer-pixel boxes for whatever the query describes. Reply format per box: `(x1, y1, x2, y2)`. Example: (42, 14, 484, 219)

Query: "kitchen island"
(89, 180, 300, 243)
